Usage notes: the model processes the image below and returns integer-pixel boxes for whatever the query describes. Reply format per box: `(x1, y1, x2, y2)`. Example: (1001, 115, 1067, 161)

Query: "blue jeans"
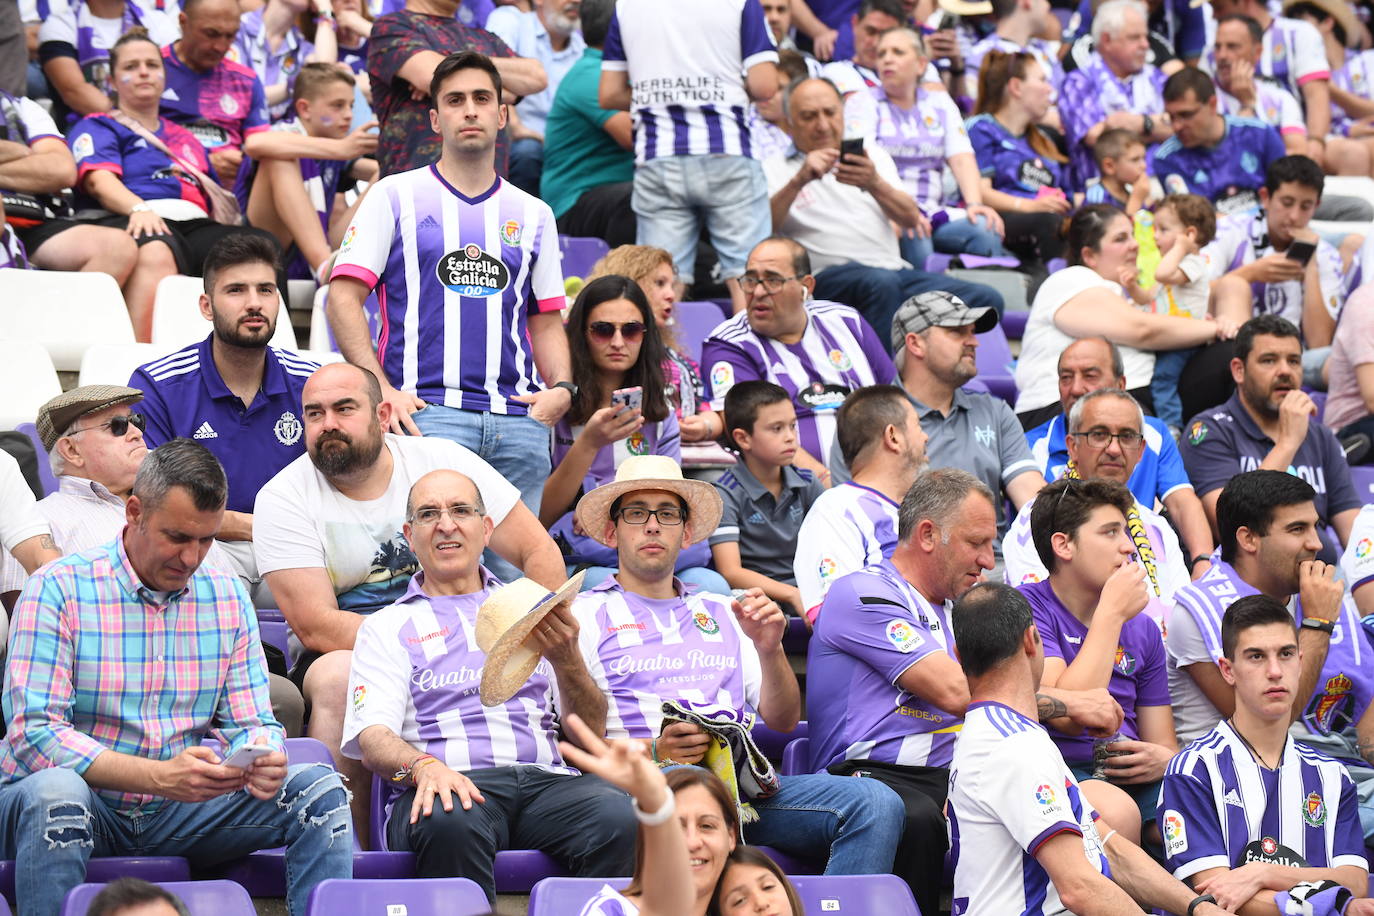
(413, 406, 552, 582)
(744, 773, 905, 875)
(507, 136, 545, 196)
(813, 261, 1005, 354)
(0, 764, 352, 916)
(1150, 347, 1197, 430)
(899, 215, 1010, 269)
(633, 154, 770, 283)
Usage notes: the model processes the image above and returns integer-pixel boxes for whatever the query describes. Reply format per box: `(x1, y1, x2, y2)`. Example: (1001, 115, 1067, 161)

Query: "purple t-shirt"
(573, 577, 762, 740)
(965, 113, 1067, 199)
(806, 559, 959, 772)
(68, 113, 214, 215)
(1058, 53, 1166, 189)
(1018, 579, 1170, 764)
(159, 43, 270, 154)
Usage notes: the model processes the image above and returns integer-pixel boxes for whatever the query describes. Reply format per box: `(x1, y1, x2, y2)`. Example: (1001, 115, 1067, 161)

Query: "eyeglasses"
(739, 274, 805, 294)
(588, 321, 646, 343)
(614, 506, 686, 526)
(409, 503, 484, 526)
(67, 412, 146, 438)
(1069, 429, 1144, 450)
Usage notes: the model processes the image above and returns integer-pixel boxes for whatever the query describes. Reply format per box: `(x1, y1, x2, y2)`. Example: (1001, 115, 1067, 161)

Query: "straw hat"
(937, 0, 993, 15)
(1282, 0, 1358, 47)
(572, 455, 723, 547)
(477, 571, 585, 706)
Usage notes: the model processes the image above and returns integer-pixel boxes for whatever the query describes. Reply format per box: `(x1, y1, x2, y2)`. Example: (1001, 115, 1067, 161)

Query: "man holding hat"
(829, 291, 1046, 536)
(570, 455, 906, 876)
(2, 385, 303, 735)
(342, 468, 635, 902)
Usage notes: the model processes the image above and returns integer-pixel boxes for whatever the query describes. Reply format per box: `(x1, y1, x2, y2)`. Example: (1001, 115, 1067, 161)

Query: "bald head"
(305, 362, 383, 408)
(403, 469, 493, 587)
(178, 0, 241, 71)
(1057, 337, 1126, 416)
(406, 469, 486, 521)
(785, 78, 844, 153)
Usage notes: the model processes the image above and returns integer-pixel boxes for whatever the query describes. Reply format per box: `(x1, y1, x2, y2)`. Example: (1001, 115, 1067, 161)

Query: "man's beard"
(311, 426, 384, 477)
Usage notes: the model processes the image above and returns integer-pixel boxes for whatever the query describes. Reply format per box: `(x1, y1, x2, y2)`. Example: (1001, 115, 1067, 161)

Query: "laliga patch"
(72, 133, 94, 162)
(709, 361, 734, 391)
(886, 619, 923, 653)
(1162, 810, 1187, 857)
(351, 684, 366, 709)
(436, 244, 511, 297)
(817, 557, 837, 580)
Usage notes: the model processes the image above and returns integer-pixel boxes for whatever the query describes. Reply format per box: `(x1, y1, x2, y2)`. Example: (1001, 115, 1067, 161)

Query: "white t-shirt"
(0, 450, 50, 554)
(1152, 252, 1211, 321)
(793, 481, 899, 622)
(1013, 265, 1156, 413)
(762, 143, 908, 272)
(949, 701, 1110, 915)
(252, 434, 519, 609)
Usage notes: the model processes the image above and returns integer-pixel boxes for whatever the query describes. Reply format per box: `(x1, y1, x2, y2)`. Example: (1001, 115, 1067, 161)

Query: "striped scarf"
(1064, 461, 1161, 597)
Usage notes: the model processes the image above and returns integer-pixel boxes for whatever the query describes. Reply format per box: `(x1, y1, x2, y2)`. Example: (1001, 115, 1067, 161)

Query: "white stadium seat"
(0, 339, 62, 430)
(151, 274, 298, 350)
(0, 268, 134, 370)
(79, 342, 178, 388)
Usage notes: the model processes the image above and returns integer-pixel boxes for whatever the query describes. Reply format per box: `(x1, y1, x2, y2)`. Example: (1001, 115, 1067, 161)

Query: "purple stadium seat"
(672, 301, 728, 364)
(62, 880, 252, 916)
(15, 422, 58, 498)
(0, 859, 191, 907)
(975, 324, 1014, 377)
(529, 877, 627, 916)
(924, 253, 954, 274)
(751, 721, 806, 762)
(258, 620, 290, 659)
(559, 236, 611, 285)
(791, 874, 920, 913)
(306, 878, 489, 916)
(1350, 465, 1374, 502)
(1000, 310, 1028, 340)
(781, 736, 810, 776)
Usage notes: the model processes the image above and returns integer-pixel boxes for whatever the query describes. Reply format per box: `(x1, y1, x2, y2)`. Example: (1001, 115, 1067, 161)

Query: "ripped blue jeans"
(0, 763, 353, 916)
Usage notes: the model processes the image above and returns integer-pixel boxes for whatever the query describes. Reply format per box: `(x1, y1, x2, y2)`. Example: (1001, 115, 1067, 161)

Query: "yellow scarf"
(1064, 461, 1161, 598)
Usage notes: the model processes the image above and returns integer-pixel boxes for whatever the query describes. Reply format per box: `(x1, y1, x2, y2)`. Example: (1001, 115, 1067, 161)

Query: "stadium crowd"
(4, 0, 1374, 913)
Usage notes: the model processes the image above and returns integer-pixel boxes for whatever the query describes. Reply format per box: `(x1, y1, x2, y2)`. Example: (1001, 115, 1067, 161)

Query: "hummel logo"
(161, 87, 179, 101)
(1223, 789, 1242, 808)
(417, 215, 439, 231)
(193, 421, 218, 440)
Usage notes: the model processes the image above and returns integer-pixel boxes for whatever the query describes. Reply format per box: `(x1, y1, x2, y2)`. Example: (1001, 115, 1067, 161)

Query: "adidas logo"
(193, 421, 218, 440)
(1223, 789, 1242, 808)
(747, 511, 765, 524)
(417, 215, 439, 231)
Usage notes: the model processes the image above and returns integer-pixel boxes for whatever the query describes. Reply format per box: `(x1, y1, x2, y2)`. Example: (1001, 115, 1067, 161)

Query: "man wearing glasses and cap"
(1, 385, 303, 735)
(569, 454, 906, 879)
(342, 468, 635, 903)
(1005, 388, 1190, 632)
(829, 291, 1046, 537)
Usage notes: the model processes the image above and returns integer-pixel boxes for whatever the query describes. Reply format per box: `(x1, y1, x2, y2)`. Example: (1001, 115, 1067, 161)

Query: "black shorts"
(13, 218, 85, 256)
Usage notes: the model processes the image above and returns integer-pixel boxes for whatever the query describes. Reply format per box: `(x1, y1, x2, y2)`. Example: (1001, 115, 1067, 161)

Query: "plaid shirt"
(0, 534, 283, 814)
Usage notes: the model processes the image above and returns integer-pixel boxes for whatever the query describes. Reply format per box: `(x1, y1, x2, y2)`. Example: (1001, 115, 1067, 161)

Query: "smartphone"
(1285, 240, 1317, 266)
(610, 386, 643, 413)
(840, 137, 866, 160)
(221, 744, 273, 769)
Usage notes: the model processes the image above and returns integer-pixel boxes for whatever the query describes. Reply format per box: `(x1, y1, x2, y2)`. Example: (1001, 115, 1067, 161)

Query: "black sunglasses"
(588, 320, 646, 343)
(68, 412, 146, 438)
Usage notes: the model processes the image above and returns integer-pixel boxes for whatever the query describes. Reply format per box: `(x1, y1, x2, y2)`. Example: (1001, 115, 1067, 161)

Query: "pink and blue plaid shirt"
(0, 533, 282, 814)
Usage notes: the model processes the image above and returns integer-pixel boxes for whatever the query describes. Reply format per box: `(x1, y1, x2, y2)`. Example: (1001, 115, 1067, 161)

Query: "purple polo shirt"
(1018, 579, 1170, 764)
(806, 559, 960, 772)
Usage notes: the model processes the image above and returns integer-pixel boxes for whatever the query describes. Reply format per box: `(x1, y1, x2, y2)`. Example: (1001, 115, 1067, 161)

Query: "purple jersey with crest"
(1172, 559, 1374, 747)
(807, 559, 960, 771)
(340, 571, 572, 825)
(1018, 579, 1170, 764)
(68, 112, 213, 214)
(159, 43, 270, 154)
(1151, 116, 1285, 216)
(965, 113, 1066, 199)
(1160, 721, 1367, 880)
(330, 167, 566, 414)
(1059, 53, 1166, 188)
(701, 300, 894, 466)
(572, 578, 761, 740)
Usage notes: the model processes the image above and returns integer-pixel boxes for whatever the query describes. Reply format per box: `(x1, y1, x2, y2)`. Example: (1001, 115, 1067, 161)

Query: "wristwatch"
(1187, 894, 1217, 916)
(1300, 617, 1335, 634)
(1141, 114, 1154, 136)
(552, 381, 578, 398)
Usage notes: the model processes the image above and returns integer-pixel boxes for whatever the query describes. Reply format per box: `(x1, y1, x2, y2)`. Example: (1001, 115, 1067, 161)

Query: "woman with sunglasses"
(588, 246, 721, 443)
(542, 275, 729, 593)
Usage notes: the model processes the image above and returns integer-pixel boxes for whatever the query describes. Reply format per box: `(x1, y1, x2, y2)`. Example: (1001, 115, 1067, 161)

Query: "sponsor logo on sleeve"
(710, 362, 734, 391)
(1034, 784, 1056, 805)
(886, 620, 923, 653)
(1163, 810, 1187, 857)
(72, 133, 94, 162)
(352, 684, 366, 709)
(1356, 538, 1373, 559)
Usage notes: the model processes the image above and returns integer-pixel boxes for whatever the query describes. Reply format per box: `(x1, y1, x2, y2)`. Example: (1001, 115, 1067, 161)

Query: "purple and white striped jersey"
(793, 482, 899, 624)
(948, 702, 1110, 916)
(701, 300, 895, 467)
(601, 0, 778, 163)
(572, 578, 762, 741)
(806, 559, 960, 771)
(1331, 50, 1374, 137)
(866, 85, 971, 216)
(1160, 721, 1368, 880)
(1168, 558, 1374, 749)
(331, 168, 566, 415)
(341, 571, 573, 827)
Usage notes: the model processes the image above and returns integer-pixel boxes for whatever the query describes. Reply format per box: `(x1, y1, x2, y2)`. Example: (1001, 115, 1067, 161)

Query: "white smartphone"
(221, 744, 273, 769)
(610, 386, 643, 413)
